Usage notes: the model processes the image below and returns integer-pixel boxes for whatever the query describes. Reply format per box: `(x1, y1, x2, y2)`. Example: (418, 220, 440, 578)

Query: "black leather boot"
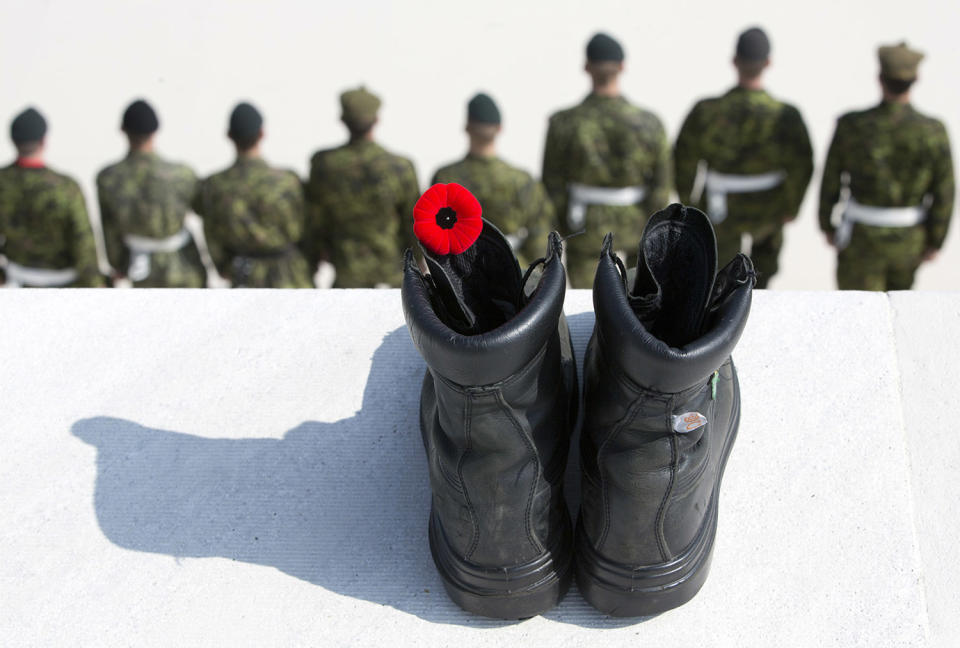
(402, 220, 577, 619)
(576, 203, 755, 617)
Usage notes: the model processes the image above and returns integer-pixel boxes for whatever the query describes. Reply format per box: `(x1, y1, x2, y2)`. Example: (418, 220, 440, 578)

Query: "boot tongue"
(628, 204, 717, 348)
(424, 221, 523, 336)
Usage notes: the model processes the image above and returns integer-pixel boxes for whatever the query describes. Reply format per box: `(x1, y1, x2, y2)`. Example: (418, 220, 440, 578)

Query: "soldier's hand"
(922, 247, 939, 263)
(823, 232, 835, 248)
(782, 214, 796, 224)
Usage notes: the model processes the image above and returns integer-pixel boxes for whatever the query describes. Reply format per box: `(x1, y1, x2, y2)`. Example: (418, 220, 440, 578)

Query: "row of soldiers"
(0, 28, 954, 291)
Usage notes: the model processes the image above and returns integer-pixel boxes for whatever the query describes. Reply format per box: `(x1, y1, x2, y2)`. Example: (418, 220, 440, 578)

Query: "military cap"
(586, 33, 624, 63)
(878, 41, 924, 81)
(10, 107, 47, 144)
(467, 93, 501, 125)
(121, 99, 159, 135)
(228, 102, 263, 140)
(736, 27, 771, 62)
(340, 87, 381, 124)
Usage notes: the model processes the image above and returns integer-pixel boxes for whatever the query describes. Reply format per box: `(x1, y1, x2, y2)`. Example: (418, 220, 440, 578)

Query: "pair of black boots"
(401, 203, 755, 619)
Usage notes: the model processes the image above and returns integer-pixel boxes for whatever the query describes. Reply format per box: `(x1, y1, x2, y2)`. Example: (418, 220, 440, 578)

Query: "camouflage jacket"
(819, 101, 955, 250)
(0, 162, 103, 286)
(193, 157, 312, 288)
(431, 154, 554, 266)
(674, 86, 814, 225)
(541, 93, 671, 233)
(304, 139, 419, 288)
(97, 151, 204, 287)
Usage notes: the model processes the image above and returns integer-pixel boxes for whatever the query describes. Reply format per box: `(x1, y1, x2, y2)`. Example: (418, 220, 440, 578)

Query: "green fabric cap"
(586, 33, 624, 62)
(467, 93, 501, 125)
(878, 41, 924, 81)
(340, 87, 381, 124)
(228, 102, 263, 139)
(10, 107, 47, 144)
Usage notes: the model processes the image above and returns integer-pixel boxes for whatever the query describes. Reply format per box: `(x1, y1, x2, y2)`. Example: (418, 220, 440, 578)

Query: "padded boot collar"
(403, 230, 567, 387)
(593, 209, 754, 393)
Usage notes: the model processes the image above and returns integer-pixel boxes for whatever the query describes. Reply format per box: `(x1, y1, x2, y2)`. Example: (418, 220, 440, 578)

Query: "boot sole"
(575, 394, 741, 617)
(428, 508, 574, 619)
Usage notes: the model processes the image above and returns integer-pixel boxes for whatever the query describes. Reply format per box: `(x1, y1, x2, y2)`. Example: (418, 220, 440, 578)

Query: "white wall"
(1, 0, 956, 289)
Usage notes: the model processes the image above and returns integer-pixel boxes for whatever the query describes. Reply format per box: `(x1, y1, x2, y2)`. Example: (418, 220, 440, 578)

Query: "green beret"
(10, 107, 47, 144)
(228, 102, 263, 140)
(467, 93, 501, 125)
(340, 87, 381, 124)
(586, 33, 624, 63)
(122, 99, 159, 135)
(736, 27, 771, 62)
(878, 41, 924, 81)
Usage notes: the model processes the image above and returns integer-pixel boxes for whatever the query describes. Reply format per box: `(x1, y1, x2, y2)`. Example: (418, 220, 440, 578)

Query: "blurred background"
(1, 0, 956, 289)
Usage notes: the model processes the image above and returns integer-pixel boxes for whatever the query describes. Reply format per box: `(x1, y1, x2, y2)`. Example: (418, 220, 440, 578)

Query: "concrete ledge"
(0, 290, 956, 646)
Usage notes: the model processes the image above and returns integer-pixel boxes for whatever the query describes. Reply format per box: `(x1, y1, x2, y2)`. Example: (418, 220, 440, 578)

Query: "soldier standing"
(431, 93, 554, 267)
(819, 42, 954, 291)
(304, 87, 420, 288)
(97, 99, 205, 287)
(0, 108, 103, 287)
(674, 27, 813, 287)
(541, 32, 671, 287)
(192, 102, 313, 288)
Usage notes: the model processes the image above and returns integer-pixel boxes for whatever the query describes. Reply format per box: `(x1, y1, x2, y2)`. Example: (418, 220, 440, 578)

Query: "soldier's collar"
(15, 157, 45, 169)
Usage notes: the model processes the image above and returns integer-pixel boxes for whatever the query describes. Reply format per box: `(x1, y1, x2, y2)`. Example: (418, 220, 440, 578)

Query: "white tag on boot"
(672, 412, 707, 434)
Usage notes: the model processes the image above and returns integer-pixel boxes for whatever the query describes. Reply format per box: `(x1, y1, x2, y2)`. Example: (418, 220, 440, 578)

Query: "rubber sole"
(575, 397, 741, 617)
(428, 509, 574, 619)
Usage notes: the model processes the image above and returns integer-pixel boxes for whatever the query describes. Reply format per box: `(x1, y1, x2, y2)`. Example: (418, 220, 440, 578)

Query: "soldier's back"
(547, 95, 666, 187)
(195, 158, 311, 288)
(432, 155, 552, 265)
(97, 152, 204, 287)
(836, 102, 949, 207)
(0, 163, 102, 286)
(305, 140, 419, 287)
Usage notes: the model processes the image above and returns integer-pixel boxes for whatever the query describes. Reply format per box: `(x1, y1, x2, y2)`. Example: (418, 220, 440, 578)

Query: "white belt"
(834, 198, 926, 250)
(699, 168, 786, 224)
(4, 262, 78, 288)
(567, 183, 646, 230)
(122, 228, 192, 282)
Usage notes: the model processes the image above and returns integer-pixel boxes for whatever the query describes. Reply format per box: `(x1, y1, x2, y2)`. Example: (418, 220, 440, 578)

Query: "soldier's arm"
(818, 119, 846, 236)
(645, 121, 672, 214)
(195, 181, 228, 275)
(518, 177, 555, 264)
(780, 106, 815, 220)
(673, 104, 702, 203)
(925, 126, 955, 251)
(541, 117, 569, 231)
(68, 183, 105, 287)
(398, 159, 420, 253)
(278, 172, 306, 245)
(95, 173, 127, 277)
(302, 157, 329, 268)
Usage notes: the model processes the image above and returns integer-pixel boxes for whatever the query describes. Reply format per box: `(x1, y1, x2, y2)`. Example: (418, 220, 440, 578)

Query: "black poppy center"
(435, 207, 458, 230)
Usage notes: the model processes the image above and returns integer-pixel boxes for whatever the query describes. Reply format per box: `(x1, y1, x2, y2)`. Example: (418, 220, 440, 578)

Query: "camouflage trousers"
(562, 204, 648, 289)
(715, 221, 782, 290)
(836, 223, 926, 291)
(130, 247, 206, 288)
(226, 247, 314, 288)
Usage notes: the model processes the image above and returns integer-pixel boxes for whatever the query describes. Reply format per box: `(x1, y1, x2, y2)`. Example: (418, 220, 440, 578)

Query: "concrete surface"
(0, 290, 956, 647)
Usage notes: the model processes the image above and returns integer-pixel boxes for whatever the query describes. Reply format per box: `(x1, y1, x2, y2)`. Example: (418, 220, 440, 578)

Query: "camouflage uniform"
(541, 93, 671, 287)
(0, 162, 103, 287)
(675, 87, 813, 287)
(819, 101, 955, 290)
(304, 140, 419, 287)
(192, 157, 313, 288)
(431, 154, 554, 267)
(97, 151, 205, 287)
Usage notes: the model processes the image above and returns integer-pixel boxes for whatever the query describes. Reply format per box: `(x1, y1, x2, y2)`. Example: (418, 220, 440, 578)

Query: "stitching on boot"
(596, 396, 646, 552)
(655, 395, 679, 562)
(459, 395, 481, 561)
(496, 390, 544, 555)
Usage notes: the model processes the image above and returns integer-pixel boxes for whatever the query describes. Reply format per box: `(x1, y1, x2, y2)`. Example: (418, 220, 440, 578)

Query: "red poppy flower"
(412, 183, 483, 255)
